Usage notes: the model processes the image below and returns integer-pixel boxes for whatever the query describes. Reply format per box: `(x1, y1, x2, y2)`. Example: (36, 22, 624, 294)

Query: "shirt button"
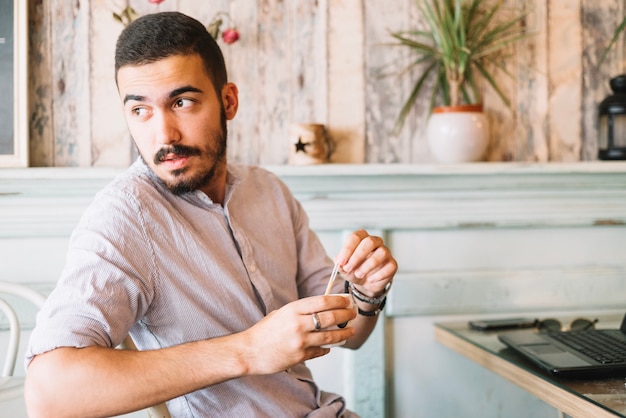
(249, 264, 257, 273)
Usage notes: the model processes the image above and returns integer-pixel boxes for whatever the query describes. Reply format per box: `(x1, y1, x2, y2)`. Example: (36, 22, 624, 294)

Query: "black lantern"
(598, 74, 626, 160)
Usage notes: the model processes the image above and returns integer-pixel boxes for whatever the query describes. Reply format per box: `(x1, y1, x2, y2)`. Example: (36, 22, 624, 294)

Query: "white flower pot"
(426, 104, 489, 163)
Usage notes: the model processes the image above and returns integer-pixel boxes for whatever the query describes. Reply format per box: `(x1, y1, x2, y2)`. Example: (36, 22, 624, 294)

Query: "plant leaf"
(474, 59, 510, 106)
(394, 61, 439, 134)
(599, 15, 626, 66)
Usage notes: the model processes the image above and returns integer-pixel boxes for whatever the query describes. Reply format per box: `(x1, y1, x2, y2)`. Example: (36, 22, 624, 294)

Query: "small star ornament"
(288, 124, 331, 165)
(294, 137, 310, 153)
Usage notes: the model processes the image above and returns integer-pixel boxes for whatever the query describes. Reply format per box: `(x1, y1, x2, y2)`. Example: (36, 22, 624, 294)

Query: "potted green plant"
(390, 0, 533, 162)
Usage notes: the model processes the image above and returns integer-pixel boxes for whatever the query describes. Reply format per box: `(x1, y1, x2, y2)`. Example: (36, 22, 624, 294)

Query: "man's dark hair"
(115, 12, 227, 93)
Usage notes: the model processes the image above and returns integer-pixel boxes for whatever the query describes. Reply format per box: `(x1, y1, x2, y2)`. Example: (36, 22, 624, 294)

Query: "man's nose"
(154, 111, 181, 144)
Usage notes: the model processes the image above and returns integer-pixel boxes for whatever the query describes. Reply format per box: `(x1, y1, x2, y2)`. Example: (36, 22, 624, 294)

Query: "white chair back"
(0, 282, 46, 377)
(0, 281, 170, 417)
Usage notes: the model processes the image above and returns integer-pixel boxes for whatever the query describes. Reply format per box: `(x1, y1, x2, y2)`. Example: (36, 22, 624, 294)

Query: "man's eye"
(132, 107, 148, 117)
(174, 98, 193, 108)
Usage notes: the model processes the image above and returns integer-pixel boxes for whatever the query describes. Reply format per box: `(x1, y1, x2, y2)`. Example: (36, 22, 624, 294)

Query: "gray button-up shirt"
(27, 159, 352, 417)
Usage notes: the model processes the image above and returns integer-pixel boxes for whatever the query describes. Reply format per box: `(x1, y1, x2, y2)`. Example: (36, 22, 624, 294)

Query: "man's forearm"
(25, 336, 249, 418)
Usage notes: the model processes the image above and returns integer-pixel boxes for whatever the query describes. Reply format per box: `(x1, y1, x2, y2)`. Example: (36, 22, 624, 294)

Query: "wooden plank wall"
(26, 0, 626, 167)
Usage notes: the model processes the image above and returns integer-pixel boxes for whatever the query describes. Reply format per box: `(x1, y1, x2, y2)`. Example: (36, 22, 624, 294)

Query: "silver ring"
(311, 313, 321, 331)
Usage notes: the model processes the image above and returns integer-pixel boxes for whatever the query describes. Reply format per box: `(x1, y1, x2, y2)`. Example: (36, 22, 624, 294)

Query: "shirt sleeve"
(26, 187, 155, 366)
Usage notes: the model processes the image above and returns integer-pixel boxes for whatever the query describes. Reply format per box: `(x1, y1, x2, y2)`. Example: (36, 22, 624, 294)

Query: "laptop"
(497, 312, 626, 378)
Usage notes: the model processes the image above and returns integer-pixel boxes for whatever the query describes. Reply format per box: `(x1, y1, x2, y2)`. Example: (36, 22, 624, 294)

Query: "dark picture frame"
(0, 0, 27, 167)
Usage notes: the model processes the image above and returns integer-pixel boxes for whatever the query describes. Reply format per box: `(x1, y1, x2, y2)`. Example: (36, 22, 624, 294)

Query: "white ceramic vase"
(426, 104, 489, 163)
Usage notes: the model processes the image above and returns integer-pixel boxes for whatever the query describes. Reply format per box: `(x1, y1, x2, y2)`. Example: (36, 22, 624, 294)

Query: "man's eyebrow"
(123, 86, 204, 105)
(169, 86, 203, 98)
(123, 94, 145, 105)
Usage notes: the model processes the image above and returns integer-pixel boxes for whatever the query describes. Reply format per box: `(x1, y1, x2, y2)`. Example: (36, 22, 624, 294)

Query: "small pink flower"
(148, 0, 165, 4)
(222, 28, 240, 44)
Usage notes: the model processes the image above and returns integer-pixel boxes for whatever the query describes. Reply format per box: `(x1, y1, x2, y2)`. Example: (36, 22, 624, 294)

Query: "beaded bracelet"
(344, 281, 392, 316)
(347, 281, 392, 305)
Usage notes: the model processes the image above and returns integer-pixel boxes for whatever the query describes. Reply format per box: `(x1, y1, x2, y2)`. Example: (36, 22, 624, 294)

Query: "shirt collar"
(131, 158, 245, 207)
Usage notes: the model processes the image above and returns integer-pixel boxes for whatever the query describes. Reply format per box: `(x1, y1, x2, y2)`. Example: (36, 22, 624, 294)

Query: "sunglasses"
(535, 317, 599, 332)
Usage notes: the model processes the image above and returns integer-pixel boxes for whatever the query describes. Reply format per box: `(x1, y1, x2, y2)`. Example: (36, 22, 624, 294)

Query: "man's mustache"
(154, 145, 201, 165)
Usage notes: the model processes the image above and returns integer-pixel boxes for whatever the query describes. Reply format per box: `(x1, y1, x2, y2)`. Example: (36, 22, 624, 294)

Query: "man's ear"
(222, 83, 239, 120)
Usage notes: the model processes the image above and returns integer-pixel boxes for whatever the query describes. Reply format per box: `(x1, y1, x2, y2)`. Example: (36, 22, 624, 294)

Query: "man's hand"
(335, 229, 397, 297)
(240, 295, 357, 375)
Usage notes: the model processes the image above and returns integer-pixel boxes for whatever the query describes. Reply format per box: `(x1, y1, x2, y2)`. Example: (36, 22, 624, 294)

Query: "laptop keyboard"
(550, 331, 626, 364)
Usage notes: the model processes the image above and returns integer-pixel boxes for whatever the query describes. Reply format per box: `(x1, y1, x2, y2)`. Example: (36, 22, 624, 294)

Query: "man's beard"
(143, 114, 228, 195)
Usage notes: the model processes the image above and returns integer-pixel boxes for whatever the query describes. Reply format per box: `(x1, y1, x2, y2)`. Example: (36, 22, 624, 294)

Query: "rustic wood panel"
(255, 0, 290, 164)
(224, 0, 260, 164)
(513, 0, 549, 162)
(581, 0, 626, 161)
(290, 0, 327, 126)
(24, 0, 626, 167)
(90, 0, 131, 167)
(327, 0, 366, 163)
(517, 0, 546, 162)
(548, 0, 583, 161)
(483, 0, 549, 162)
(50, 0, 91, 166)
(28, 0, 54, 167)
(364, 0, 423, 163)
